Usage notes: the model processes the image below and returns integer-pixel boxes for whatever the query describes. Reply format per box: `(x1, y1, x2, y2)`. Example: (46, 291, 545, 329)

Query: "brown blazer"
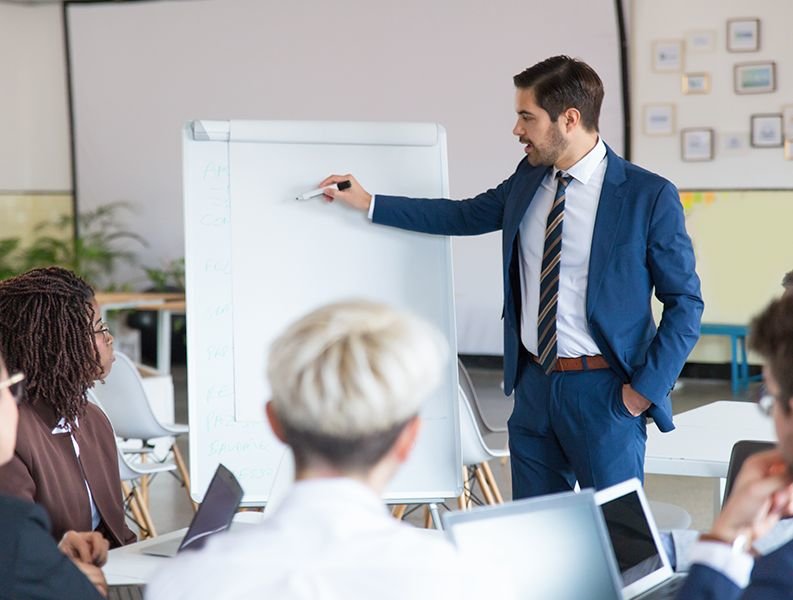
(0, 400, 136, 547)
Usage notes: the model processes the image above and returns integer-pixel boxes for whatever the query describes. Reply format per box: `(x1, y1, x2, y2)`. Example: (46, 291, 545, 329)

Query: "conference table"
(104, 512, 265, 585)
(644, 400, 775, 511)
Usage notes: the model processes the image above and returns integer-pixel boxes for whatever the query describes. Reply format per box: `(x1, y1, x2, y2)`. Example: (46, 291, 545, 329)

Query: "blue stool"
(699, 323, 762, 395)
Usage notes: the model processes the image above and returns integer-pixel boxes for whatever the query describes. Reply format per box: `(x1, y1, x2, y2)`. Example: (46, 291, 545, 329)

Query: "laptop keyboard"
(107, 585, 145, 600)
(640, 575, 686, 600)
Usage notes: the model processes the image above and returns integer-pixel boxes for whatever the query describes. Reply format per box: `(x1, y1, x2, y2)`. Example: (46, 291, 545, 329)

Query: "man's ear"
(265, 401, 288, 444)
(391, 416, 421, 463)
(561, 107, 581, 132)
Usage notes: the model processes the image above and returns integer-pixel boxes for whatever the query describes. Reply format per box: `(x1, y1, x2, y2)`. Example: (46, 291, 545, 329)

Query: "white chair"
(458, 358, 508, 436)
(87, 389, 178, 539)
(116, 445, 177, 539)
(458, 382, 509, 509)
(91, 351, 194, 511)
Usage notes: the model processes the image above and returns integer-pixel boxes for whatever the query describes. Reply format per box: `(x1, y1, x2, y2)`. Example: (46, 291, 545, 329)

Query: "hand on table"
(58, 530, 109, 566)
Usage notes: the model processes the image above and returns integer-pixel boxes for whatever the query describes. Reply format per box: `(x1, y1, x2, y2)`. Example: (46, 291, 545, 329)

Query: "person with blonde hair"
(148, 300, 506, 600)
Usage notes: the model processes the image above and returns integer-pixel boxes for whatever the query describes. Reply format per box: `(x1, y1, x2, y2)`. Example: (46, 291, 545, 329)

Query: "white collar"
(51, 416, 78, 435)
(551, 137, 607, 186)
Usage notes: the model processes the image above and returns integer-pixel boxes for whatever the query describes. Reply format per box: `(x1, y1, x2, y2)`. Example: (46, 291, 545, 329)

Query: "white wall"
(64, 0, 624, 353)
(0, 3, 70, 191)
(631, 0, 793, 189)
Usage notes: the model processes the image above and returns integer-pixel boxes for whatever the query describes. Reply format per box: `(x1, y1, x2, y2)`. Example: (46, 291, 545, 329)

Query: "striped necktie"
(537, 172, 572, 374)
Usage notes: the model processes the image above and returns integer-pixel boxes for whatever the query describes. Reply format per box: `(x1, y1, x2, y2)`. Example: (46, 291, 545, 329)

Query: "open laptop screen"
(444, 490, 622, 600)
(599, 489, 664, 586)
(179, 464, 244, 552)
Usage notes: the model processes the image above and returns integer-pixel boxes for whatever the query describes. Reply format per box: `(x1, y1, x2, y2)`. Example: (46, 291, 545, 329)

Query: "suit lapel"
(503, 164, 549, 251)
(586, 146, 628, 317)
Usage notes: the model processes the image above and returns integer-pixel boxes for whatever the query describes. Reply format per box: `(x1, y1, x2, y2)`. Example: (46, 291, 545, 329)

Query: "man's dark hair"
(782, 270, 793, 290)
(513, 55, 604, 132)
(749, 295, 793, 414)
(281, 417, 412, 472)
(0, 267, 102, 424)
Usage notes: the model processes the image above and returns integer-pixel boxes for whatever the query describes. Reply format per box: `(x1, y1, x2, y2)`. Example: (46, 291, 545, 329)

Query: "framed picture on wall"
(652, 40, 683, 72)
(643, 104, 675, 135)
(783, 105, 793, 140)
(681, 128, 714, 161)
(734, 62, 776, 94)
(751, 114, 783, 148)
(686, 30, 716, 52)
(727, 18, 760, 52)
(682, 73, 710, 94)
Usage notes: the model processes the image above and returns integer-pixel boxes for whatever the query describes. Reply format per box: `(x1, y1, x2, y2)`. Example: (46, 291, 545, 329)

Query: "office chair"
(91, 351, 195, 512)
(723, 440, 776, 506)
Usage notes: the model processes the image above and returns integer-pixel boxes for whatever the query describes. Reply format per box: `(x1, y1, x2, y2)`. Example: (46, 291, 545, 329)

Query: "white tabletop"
(105, 512, 266, 585)
(645, 400, 775, 479)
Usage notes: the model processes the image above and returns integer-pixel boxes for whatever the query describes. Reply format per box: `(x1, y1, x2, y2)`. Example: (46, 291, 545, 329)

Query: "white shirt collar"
(551, 137, 607, 186)
(52, 416, 78, 435)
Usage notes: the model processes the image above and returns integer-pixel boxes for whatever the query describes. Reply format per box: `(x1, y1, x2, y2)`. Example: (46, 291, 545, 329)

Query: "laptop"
(595, 478, 686, 600)
(443, 489, 623, 600)
(142, 463, 244, 557)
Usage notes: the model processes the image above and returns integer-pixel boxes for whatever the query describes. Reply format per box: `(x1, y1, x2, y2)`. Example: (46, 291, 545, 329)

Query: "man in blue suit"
(321, 55, 703, 498)
(677, 296, 793, 600)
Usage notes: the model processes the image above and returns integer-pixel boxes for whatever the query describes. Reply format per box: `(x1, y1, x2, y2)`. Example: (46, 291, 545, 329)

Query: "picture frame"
(751, 114, 783, 148)
(681, 128, 714, 161)
(783, 105, 793, 140)
(652, 40, 683, 72)
(682, 73, 710, 95)
(643, 104, 675, 136)
(734, 62, 776, 94)
(686, 30, 716, 53)
(727, 18, 760, 52)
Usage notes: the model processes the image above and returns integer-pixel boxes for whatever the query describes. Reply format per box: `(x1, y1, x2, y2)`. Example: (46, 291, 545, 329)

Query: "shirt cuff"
(368, 195, 376, 220)
(688, 540, 754, 588)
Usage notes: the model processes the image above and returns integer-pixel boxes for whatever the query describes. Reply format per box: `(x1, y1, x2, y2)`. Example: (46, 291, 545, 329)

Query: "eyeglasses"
(0, 372, 25, 404)
(758, 394, 775, 417)
(94, 321, 112, 343)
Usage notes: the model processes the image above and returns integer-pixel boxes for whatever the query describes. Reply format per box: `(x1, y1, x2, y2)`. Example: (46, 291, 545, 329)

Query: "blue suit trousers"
(508, 354, 647, 499)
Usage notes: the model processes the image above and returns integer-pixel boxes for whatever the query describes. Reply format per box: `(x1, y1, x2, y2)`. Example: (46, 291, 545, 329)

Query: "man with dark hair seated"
(677, 295, 793, 599)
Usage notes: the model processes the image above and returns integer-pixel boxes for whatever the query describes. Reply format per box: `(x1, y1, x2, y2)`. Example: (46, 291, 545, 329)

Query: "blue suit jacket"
(678, 538, 793, 600)
(373, 145, 703, 431)
(0, 495, 103, 600)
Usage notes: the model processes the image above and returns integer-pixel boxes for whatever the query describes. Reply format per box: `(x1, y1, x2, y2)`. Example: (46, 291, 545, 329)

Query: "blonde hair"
(267, 300, 447, 438)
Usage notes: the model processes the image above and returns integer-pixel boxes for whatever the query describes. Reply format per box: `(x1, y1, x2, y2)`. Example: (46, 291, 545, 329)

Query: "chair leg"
(458, 466, 470, 510)
(474, 464, 496, 505)
(139, 453, 150, 508)
(481, 461, 504, 504)
(392, 505, 407, 520)
(122, 481, 149, 539)
(132, 484, 158, 538)
(171, 442, 197, 512)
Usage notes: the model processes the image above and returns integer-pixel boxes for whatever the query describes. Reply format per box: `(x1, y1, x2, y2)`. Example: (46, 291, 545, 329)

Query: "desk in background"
(96, 293, 186, 374)
(645, 400, 774, 512)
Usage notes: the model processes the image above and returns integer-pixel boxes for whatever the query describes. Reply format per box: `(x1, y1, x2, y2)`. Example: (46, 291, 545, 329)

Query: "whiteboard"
(184, 120, 461, 504)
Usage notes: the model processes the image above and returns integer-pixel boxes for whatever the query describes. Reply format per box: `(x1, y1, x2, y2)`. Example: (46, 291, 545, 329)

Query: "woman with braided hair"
(0, 267, 136, 548)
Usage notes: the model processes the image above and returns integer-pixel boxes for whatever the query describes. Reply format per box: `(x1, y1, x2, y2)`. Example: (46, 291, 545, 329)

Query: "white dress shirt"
(147, 478, 510, 600)
(52, 417, 101, 530)
(519, 138, 607, 357)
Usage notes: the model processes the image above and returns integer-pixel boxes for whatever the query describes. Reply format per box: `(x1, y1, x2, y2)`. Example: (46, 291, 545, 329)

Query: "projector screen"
(66, 0, 625, 354)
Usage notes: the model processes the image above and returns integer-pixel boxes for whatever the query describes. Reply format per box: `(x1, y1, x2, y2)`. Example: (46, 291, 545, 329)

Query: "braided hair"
(0, 267, 103, 424)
